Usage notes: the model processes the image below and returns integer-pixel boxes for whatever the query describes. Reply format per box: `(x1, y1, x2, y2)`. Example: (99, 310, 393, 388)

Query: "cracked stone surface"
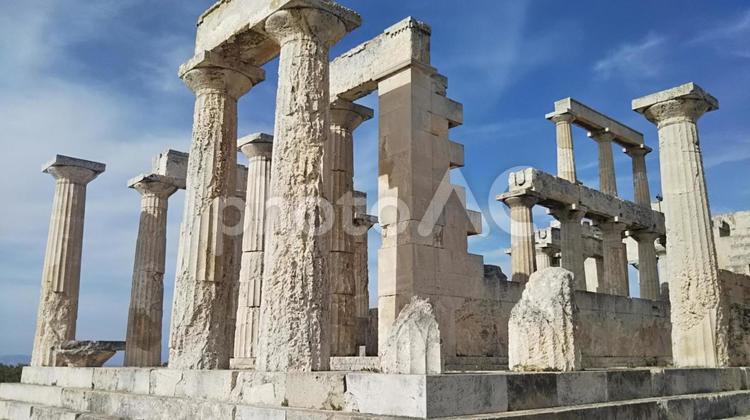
(380, 296, 442, 374)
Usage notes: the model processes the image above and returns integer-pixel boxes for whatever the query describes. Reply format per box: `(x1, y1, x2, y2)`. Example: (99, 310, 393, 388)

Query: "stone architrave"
(589, 130, 618, 196)
(168, 52, 265, 370)
(551, 114, 577, 183)
(598, 220, 629, 296)
(380, 296, 442, 374)
(508, 267, 581, 372)
(255, 5, 359, 373)
(31, 155, 105, 367)
(328, 99, 373, 357)
(124, 174, 179, 367)
(499, 194, 539, 282)
(232, 133, 273, 369)
(633, 82, 729, 367)
(548, 206, 587, 290)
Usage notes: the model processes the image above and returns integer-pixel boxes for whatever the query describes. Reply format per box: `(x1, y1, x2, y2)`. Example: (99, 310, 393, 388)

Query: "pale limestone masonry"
(634, 82, 730, 367)
(589, 130, 618, 196)
(231, 133, 273, 369)
(550, 114, 577, 183)
(548, 205, 587, 291)
(328, 99, 373, 357)
(54, 341, 124, 368)
(353, 191, 377, 353)
(508, 268, 582, 372)
(714, 211, 750, 275)
(498, 193, 539, 283)
(598, 220, 629, 296)
(380, 297, 442, 374)
(31, 155, 105, 367)
(168, 50, 264, 370)
(124, 174, 179, 367)
(255, 5, 361, 373)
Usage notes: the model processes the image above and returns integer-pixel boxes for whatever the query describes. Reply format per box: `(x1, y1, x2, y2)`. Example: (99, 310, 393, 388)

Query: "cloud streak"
(593, 33, 667, 81)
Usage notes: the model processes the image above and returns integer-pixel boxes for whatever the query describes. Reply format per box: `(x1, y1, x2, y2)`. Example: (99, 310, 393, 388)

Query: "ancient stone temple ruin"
(2, 1, 750, 419)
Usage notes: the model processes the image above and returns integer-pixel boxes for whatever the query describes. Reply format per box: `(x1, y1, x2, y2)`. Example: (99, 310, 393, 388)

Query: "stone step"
(0, 398, 121, 420)
(447, 390, 750, 419)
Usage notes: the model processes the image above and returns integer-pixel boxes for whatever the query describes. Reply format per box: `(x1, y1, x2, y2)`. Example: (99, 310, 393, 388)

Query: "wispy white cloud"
(704, 137, 750, 168)
(593, 33, 667, 81)
(689, 9, 750, 58)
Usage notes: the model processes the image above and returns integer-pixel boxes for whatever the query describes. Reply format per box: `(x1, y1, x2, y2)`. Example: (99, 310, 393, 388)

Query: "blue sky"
(1, 1, 749, 358)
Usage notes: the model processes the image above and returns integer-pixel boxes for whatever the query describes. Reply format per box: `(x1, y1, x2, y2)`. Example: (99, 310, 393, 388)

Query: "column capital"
(549, 113, 575, 124)
(597, 219, 627, 235)
(623, 144, 652, 158)
(627, 229, 661, 242)
(633, 82, 718, 128)
(548, 204, 587, 222)
(42, 155, 105, 185)
(238, 133, 273, 159)
(265, 7, 348, 48)
(498, 192, 540, 209)
(330, 99, 374, 132)
(587, 129, 616, 143)
(128, 174, 180, 199)
(179, 51, 265, 99)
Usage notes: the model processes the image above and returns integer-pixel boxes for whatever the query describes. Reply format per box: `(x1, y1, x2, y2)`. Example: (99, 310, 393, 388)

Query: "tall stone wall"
(721, 270, 750, 366)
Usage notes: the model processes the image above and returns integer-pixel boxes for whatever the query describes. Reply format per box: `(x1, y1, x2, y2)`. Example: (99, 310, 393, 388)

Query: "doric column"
(589, 130, 618, 196)
(353, 191, 377, 353)
(31, 156, 105, 367)
(549, 205, 587, 290)
(624, 145, 653, 206)
(328, 99, 373, 356)
(168, 52, 264, 370)
(124, 174, 179, 367)
(551, 114, 577, 183)
(598, 220, 629, 296)
(535, 246, 557, 270)
(633, 82, 728, 367)
(231, 134, 273, 369)
(500, 194, 538, 282)
(256, 6, 353, 372)
(630, 231, 660, 300)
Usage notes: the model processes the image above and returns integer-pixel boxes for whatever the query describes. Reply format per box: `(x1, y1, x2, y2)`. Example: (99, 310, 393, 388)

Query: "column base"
(230, 357, 256, 370)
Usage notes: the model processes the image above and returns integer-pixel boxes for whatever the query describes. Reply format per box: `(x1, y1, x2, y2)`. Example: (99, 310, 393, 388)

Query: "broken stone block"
(380, 296, 442, 374)
(508, 268, 581, 372)
(53, 341, 125, 367)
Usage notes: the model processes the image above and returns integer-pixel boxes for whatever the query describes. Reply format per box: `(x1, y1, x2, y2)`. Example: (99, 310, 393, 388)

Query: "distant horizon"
(2, 0, 749, 358)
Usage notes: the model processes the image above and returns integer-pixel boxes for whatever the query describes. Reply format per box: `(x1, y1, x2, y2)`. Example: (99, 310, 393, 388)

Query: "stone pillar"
(328, 99, 373, 356)
(631, 231, 660, 300)
(549, 206, 586, 290)
(31, 156, 105, 367)
(589, 130, 618, 196)
(624, 145, 653, 206)
(584, 256, 605, 293)
(168, 52, 264, 370)
(500, 194, 538, 282)
(552, 114, 577, 183)
(353, 191, 377, 353)
(225, 164, 249, 364)
(598, 220, 629, 296)
(535, 246, 557, 270)
(256, 7, 354, 372)
(124, 174, 178, 367)
(633, 82, 729, 367)
(231, 134, 273, 369)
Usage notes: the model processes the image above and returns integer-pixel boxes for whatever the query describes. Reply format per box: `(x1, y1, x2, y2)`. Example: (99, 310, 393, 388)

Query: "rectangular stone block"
(556, 371, 607, 405)
(506, 373, 558, 411)
(149, 369, 237, 400)
(92, 368, 151, 394)
(0, 383, 64, 406)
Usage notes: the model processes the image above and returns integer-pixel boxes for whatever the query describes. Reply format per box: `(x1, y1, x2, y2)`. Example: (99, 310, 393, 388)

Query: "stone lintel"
(503, 168, 665, 235)
(196, 0, 360, 66)
(546, 97, 644, 147)
(151, 149, 247, 192)
(632, 82, 719, 114)
(127, 173, 185, 190)
(178, 50, 265, 84)
(330, 17, 432, 101)
(42, 155, 105, 175)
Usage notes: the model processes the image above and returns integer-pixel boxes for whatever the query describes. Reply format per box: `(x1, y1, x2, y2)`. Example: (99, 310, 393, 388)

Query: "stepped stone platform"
(1, 367, 750, 419)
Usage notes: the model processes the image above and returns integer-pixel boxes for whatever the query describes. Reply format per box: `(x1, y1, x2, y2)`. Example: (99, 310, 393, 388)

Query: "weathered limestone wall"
(721, 270, 750, 366)
(714, 211, 750, 275)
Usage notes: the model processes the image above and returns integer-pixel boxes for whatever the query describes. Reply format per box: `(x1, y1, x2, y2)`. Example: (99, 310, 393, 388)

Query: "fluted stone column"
(225, 164, 249, 365)
(535, 246, 557, 270)
(599, 220, 629, 296)
(231, 133, 273, 369)
(353, 191, 376, 353)
(549, 206, 586, 290)
(631, 231, 660, 300)
(31, 156, 105, 367)
(625, 145, 653, 206)
(328, 99, 373, 356)
(256, 6, 356, 372)
(501, 195, 538, 282)
(589, 130, 618, 196)
(124, 174, 178, 367)
(552, 114, 577, 183)
(168, 52, 264, 370)
(633, 82, 729, 367)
